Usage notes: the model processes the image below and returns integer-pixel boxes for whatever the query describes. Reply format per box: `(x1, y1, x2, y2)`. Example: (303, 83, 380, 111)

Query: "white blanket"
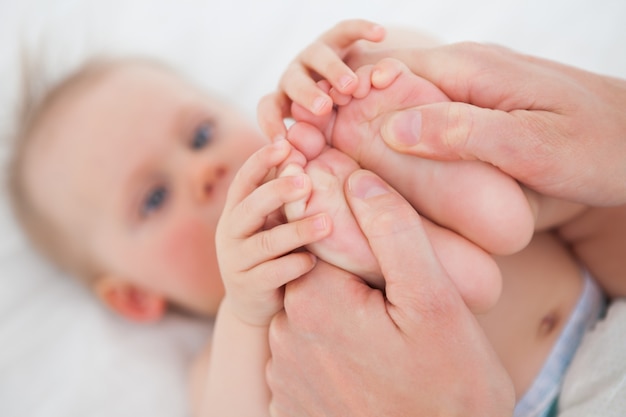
(560, 299, 626, 417)
(1, 1, 625, 416)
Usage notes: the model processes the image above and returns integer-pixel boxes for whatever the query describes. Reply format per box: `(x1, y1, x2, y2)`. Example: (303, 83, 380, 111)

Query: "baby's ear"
(94, 277, 166, 323)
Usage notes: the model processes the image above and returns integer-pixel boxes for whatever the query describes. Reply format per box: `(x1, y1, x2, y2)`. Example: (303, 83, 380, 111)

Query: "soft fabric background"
(1, 1, 625, 416)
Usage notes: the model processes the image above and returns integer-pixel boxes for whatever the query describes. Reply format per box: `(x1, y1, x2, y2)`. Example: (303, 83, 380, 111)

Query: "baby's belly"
(476, 232, 584, 399)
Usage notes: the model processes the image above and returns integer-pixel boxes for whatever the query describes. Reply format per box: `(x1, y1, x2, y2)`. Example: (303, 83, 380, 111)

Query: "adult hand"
(267, 169, 515, 417)
(362, 42, 626, 206)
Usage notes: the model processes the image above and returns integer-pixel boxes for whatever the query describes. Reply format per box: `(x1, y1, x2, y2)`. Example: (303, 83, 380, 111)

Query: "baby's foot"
(329, 58, 535, 256)
(281, 121, 503, 313)
(281, 122, 382, 287)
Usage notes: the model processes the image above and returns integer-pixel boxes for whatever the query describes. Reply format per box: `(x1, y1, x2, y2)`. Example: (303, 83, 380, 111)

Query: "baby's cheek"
(158, 218, 217, 286)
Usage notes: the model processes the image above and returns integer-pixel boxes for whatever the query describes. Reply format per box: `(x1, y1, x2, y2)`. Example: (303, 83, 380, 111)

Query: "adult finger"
(380, 98, 625, 206)
(380, 102, 552, 182)
(345, 169, 458, 321)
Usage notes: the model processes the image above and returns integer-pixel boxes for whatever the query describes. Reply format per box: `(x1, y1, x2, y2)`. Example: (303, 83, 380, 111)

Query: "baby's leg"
(330, 59, 535, 256)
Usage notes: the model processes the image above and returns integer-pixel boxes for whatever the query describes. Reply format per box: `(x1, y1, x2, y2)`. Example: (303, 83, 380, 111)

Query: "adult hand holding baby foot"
(261, 27, 538, 258)
(261, 19, 626, 417)
(278, 57, 543, 312)
(267, 170, 515, 417)
(371, 42, 626, 206)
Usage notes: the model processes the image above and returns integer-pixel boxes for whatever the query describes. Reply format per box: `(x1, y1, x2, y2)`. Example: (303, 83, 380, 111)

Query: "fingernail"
(348, 171, 390, 199)
(385, 110, 422, 146)
(338, 74, 355, 90)
(312, 96, 330, 114)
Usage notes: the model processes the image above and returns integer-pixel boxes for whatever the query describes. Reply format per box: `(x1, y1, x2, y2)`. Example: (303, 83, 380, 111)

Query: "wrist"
(219, 294, 273, 329)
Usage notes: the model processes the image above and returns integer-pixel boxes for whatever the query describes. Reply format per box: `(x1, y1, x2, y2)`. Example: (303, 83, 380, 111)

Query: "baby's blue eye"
(191, 122, 214, 150)
(141, 185, 168, 217)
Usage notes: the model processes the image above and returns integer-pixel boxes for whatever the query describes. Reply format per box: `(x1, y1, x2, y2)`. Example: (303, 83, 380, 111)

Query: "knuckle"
(459, 40, 486, 53)
(364, 194, 420, 238)
(230, 162, 247, 188)
(403, 280, 463, 327)
(294, 219, 315, 244)
(424, 284, 461, 316)
(237, 193, 255, 218)
(447, 41, 506, 86)
(326, 59, 349, 79)
(368, 207, 406, 236)
(452, 41, 496, 60)
(252, 144, 270, 166)
(517, 115, 569, 175)
(443, 103, 474, 155)
(300, 41, 323, 65)
(261, 261, 284, 287)
(257, 228, 277, 256)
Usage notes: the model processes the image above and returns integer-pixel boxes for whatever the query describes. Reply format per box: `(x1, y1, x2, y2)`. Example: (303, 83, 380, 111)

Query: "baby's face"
(24, 63, 268, 316)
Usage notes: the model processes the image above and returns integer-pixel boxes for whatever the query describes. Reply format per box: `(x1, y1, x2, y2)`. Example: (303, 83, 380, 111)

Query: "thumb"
(380, 102, 538, 178)
(345, 169, 458, 314)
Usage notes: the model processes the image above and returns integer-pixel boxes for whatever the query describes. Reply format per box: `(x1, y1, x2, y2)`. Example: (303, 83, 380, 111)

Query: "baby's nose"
(193, 164, 227, 202)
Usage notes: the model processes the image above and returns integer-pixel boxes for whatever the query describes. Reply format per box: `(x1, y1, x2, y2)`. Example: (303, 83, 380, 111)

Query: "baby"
(5, 20, 614, 417)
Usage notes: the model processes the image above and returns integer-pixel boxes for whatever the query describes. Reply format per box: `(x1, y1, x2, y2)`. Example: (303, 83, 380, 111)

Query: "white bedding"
(1, 1, 625, 416)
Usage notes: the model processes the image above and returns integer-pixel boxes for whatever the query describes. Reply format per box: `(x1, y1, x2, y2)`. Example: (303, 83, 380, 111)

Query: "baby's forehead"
(23, 60, 172, 165)
(62, 59, 187, 104)
(32, 59, 198, 134)
(29, 60, 163, 127)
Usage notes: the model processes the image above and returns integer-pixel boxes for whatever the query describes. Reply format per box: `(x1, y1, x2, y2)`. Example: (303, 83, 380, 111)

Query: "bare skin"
(279, 58, 536, 312)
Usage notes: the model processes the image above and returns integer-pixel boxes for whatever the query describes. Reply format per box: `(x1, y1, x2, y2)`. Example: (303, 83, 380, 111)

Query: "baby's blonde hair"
(7, 55, 175, 284)
(7, 58, 115, 283)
